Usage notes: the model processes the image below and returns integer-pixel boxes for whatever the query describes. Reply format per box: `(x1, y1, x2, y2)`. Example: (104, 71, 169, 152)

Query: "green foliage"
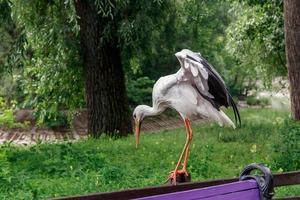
(120, 0, 178, 80)
(0, 0, 26, 75)
(127, 77, 154, 105)
(225, 0, 286, 95)
(245, 96, 271, 107)
(0, 97, 27, 128)
(3, 0, 177, 126)
(0, 149, 12, 190)
(10, 0, 85, 125)
(0, 108, 299, 199)
(273, 119, 300, 171)
(40, 111, 68, 129)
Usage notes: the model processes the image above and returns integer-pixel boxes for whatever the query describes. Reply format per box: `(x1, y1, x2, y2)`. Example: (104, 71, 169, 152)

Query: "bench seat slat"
(204, 189, 260, 200)
(137, 180, 260, 200)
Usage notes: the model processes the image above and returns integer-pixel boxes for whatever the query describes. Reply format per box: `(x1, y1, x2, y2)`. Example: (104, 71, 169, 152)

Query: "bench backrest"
(137, 180, 260, 200)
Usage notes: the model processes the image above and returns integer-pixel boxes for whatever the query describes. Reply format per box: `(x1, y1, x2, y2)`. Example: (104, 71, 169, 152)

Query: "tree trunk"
(75, 0, 132, 137)
(284, 0, 300, 120)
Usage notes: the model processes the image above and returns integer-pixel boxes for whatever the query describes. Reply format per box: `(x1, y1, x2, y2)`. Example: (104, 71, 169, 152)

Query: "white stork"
(133, 49, 241, 184)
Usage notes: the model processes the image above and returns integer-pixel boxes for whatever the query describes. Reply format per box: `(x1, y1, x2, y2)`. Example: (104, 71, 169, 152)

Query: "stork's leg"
(167, 118, 192, 184)
(182, 119, 193, 173)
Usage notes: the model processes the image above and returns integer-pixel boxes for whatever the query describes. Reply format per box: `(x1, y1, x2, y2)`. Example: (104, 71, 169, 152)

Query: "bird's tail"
(227, 93, 241, 127)
(218, 110, 236, 129)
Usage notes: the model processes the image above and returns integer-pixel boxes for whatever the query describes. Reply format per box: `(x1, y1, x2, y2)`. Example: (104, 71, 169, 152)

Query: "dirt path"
(0, 116, 206, 145)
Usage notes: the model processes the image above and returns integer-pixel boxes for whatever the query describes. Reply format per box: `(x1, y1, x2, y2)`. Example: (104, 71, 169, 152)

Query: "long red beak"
(135, 119, 141, 148)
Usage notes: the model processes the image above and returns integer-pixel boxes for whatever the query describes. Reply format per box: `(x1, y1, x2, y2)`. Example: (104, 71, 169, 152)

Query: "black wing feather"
(228, 93, 241, 127)
(187, 54, 241, 127)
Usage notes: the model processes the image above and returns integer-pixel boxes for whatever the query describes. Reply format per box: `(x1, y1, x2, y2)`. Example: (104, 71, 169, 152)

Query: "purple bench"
(137, 163, 273, 200)
(137, 180, 260, 200)
(56, 163, 295, 200)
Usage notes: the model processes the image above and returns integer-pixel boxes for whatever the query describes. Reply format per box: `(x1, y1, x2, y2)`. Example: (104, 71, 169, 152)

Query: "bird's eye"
(133, 114, 136, 119)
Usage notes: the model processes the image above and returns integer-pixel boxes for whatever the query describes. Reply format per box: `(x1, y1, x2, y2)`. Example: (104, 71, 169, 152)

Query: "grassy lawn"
(0, 108, 299, 199)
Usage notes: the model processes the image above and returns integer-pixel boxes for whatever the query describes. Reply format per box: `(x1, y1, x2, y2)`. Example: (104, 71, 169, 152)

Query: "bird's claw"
(165, 172, 177, 185)
(165, 169, 188, 185)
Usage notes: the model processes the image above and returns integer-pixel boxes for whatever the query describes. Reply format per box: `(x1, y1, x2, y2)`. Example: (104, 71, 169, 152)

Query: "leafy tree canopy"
(226, 0, 285, 95)
(0, 0, 287, 126)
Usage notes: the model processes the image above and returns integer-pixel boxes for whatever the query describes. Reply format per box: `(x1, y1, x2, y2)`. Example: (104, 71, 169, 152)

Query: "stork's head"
(133, 105, 147, 148)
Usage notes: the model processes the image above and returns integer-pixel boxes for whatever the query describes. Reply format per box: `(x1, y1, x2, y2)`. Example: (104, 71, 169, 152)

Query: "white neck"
(141, 105, 165, 118)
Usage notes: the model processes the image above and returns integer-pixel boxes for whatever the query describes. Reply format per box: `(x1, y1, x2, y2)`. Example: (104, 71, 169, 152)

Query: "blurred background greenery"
(0, 0, 286, 126)
(0, 0, 299, 199)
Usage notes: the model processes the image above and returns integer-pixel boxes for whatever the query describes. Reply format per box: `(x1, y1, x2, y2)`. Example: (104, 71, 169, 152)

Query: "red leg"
(167, 118, 192, 184)
(182, 119, 193, 173)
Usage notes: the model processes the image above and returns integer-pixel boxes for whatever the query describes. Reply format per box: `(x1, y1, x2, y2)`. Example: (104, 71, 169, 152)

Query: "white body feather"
(152, 72, 235, 128)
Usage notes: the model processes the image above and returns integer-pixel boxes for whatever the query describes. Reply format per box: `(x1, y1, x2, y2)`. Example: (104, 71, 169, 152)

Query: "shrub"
(246, 96, 270, 107)
(273, 119, 300, 171)
(127, 77, 154, 106)
(35, 110, 68, 129)
(0, 97, 26, 129)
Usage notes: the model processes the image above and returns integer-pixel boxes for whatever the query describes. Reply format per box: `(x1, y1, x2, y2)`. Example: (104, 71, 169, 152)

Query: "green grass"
(0, 108, 299, 199)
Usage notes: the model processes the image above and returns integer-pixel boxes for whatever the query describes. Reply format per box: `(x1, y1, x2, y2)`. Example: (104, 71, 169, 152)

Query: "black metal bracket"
(239, 163, 274, 200)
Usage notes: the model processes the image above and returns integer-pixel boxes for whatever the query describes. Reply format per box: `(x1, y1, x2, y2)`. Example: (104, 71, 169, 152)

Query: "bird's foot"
(166, 169, 190, 185)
